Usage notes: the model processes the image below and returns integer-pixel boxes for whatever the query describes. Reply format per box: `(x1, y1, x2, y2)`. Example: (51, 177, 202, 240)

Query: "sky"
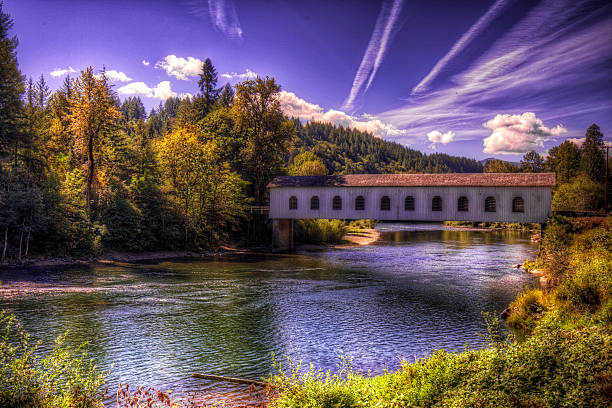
(5, 0, 612, 160)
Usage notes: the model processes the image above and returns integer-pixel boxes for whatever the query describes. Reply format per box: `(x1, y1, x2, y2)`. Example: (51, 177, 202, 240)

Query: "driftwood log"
(191, 373, 269, 388)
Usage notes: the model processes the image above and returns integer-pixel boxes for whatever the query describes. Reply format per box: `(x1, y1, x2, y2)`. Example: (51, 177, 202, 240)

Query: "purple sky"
(5, 0, 612, 160)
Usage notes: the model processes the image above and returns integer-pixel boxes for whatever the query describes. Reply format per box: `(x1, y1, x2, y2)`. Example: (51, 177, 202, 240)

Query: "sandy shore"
(334, 228, 380, 248)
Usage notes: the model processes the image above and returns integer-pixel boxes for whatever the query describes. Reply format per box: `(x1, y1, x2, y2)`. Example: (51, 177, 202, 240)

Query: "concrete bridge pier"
(272, 219, 294, 251)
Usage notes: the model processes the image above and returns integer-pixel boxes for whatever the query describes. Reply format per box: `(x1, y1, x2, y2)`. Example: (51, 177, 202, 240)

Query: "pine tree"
(196, 58, 220, 117)
(0, 1, 24, 157)
(520, 150, 545, 173)
(580, 124, 605, 182)
(216, 83, 235, 108)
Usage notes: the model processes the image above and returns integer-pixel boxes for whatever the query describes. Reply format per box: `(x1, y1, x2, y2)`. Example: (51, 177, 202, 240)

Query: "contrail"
(411, 0, 514, 95)
(342, 0, 404, 113)
(208, 0, 243, 40)
(181, 0, 243, 40)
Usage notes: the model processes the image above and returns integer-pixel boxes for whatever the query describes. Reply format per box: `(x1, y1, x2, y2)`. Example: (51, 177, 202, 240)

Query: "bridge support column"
(272, 219, 294, 251)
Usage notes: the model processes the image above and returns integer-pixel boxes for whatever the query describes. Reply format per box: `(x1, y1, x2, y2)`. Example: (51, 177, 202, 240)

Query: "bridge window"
(289, 196, 298, 210)
(380, 196, 391, 211)
(458, 196, 469, 212)
(432, 196, 442, 212)
(512, 197, 524, 213)
(355, 195, 365, 211)
(310, 195, 320, 210)
(405, 196, 415, 211)
(332, 195, 342, 210)
(485, 196, 496, 212)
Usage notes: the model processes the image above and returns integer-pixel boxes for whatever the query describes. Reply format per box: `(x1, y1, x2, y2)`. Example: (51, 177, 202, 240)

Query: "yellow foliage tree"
(67, 67, 119, 216)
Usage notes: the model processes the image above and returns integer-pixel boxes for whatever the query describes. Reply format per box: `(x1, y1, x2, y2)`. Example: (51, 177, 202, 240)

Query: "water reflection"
(0, 223, 538, 402)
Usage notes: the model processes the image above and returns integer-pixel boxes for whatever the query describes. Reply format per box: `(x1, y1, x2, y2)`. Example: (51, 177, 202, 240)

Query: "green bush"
(558, 257, 612, 311)
(0, 311, 106, 408)
(506, 288, 547, 334)
(347, 219, 376, 230)
(552, 175, 603, 211)
(295, 219, 347, 244)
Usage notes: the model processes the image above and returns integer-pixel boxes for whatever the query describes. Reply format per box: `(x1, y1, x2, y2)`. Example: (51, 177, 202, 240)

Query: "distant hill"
(291, 121, 484, 175)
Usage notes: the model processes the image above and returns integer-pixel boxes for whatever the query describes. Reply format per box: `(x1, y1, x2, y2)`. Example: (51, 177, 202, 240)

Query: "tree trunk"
(25, 227, 31, 259)
(18, 220, 24, 262)
(86, 133, 95, 218)
(2, 226, 8, 263)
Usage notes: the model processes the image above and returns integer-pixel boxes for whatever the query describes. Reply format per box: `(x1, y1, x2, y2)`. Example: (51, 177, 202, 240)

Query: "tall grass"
(294, 219, 348, 244)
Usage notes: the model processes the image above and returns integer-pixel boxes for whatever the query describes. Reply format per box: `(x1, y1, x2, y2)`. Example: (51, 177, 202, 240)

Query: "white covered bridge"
(267, 173, 556, 249)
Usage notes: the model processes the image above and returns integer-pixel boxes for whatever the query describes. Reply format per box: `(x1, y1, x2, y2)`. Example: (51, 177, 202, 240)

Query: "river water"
(0, 224, 538, 405)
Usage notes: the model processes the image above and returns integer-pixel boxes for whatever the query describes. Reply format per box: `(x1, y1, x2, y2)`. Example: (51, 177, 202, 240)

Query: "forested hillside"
(291, 121, 483, 174)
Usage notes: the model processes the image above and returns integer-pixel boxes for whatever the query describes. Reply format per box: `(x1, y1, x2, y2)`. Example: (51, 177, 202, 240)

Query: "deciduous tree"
(232, 77, 295, 204)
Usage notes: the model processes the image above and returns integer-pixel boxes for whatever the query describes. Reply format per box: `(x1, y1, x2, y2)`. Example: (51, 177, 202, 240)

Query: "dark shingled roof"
(268, 173, 556, 188)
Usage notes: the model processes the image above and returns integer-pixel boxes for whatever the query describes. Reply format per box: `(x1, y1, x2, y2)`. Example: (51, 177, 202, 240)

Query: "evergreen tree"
(580, 124, 605, 182)
(0, 1, 24, 157)
(216, 83, 235, 108)
(196, 58, 220, 117)
(520, 150, 545, 173)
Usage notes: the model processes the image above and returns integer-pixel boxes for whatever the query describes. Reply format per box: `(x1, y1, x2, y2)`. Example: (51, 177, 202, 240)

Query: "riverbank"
(266, 217, 612, 407)
(0, 247, 259, 271)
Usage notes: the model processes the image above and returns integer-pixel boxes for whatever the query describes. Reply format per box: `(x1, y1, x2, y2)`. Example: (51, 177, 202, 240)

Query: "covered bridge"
(267, 173, 556, 249)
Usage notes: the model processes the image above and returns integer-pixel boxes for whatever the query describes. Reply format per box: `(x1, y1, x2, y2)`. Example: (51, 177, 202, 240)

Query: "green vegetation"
(267, 218, 612, 407)
(0, 311, 106, 408)
(295, 219, 348, 244)
(443, 221, 540, 230)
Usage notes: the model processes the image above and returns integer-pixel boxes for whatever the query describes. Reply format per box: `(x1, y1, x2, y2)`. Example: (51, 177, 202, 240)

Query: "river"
(0, 223, 538, 405)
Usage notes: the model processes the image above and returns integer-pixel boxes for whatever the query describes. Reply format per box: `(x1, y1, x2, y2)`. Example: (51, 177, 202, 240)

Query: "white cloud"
(427, 130, 455, 147)
(155, 55, 203, 80)
(94, 70, 132, 83)
(482, 112, 566, 154)
(50, 67, 76, 77)
(142, 60, 150, 66)
(342, 0, 404, 112)
(221, 69, 258, 81)
(279, 91, 406, 138)
(117, 81, 177, 100)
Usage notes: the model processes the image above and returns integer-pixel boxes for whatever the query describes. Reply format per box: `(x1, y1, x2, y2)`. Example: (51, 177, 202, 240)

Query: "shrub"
(539, 216, 575, 278)
(552, 175, 603, 211)
(558, 257, 612, 311)
(347, 219, 376, 230)
(506, 288, 547, 334)
(295, 219, 347, 244)
(0, 311, 106, 408)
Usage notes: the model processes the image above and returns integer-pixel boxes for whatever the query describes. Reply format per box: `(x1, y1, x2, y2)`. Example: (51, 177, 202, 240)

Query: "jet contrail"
(411, 0, 514, 94)
(342, 0, 404, 113)
(208, 0, 243, 40)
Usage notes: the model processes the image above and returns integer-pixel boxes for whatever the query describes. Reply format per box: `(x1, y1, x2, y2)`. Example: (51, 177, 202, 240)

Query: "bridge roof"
(268, 173, 556, 188)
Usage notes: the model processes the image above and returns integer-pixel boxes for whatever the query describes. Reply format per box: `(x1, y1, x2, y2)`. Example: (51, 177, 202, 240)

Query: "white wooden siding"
(269, 186, 552, 223)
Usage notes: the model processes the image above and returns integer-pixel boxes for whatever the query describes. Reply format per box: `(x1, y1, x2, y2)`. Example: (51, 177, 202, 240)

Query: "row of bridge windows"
(288, 195, 526, 213)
